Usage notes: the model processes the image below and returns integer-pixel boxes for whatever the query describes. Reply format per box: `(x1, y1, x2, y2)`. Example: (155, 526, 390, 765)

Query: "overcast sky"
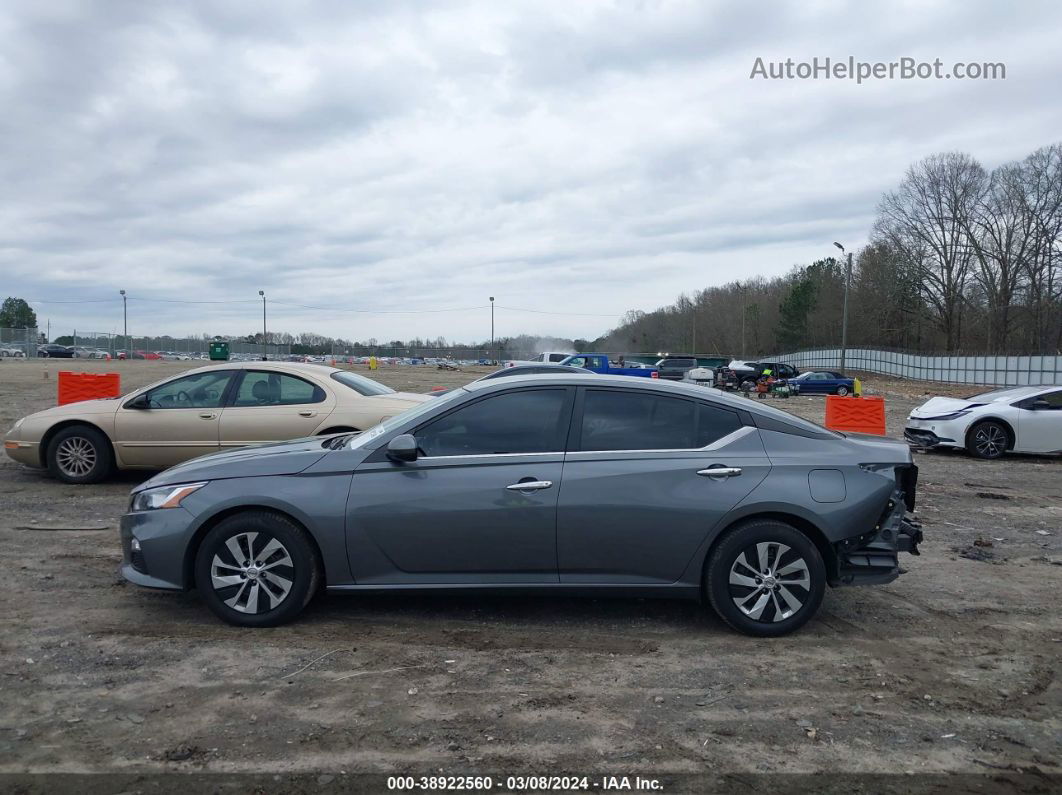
(2, 0, 1060, 344)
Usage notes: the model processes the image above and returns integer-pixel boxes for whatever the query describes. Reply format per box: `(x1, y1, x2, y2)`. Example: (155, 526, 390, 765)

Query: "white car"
(905, 385, 1062, 459)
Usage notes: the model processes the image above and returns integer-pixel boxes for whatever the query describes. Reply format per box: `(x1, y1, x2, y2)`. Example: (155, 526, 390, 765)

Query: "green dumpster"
(208, 340, 230, 361)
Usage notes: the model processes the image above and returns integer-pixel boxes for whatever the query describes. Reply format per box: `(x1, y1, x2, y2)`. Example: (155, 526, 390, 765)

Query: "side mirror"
(386, 434, 418, 462)
(126, 393, 150, 410)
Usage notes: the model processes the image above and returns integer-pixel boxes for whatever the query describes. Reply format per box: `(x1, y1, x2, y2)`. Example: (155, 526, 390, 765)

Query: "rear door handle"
(697, 466, 742, 479)
(505, 480, 553, 491)
(298, 410, 317, 417)
(199, 413, 217, 420)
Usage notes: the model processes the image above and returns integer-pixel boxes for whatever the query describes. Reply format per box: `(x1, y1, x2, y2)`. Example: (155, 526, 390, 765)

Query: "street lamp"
(119, 289, 127, 355)
(259, 290, 266, 360)
(489, 296, 495, 355)
(833, 242, 853, 374)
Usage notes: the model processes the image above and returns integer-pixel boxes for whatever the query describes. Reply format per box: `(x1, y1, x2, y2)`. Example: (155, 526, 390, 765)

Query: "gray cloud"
(2, 0, 1061, 343)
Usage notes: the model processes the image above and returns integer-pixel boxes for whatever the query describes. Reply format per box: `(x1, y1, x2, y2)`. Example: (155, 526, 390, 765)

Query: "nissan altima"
(120, 375, 922, 637)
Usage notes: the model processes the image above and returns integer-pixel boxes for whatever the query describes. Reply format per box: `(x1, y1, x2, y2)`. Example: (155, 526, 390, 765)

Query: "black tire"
(836, 385, 850, 396)
(967, 420, 1008, 460)
(706, 519, 825, 637)
(195, 511, 320, 628)
(45, 425, 114, 484)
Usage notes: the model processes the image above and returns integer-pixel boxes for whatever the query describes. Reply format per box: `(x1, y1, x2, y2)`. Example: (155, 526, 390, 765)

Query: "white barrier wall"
(769, 349, 1062, 386)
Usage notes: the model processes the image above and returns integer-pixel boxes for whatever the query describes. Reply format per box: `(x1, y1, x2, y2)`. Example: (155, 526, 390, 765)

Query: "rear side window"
(547, 353, 568, 362)
(234, 371, 325, 406)
(416, 389, 569, 457)
(578, 390, 742, 451)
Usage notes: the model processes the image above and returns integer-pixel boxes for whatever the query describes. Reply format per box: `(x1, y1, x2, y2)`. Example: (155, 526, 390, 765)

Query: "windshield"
(963, 387, 1034, 403)
(346, 389, 465, 449)
(330, 371, 395, 396)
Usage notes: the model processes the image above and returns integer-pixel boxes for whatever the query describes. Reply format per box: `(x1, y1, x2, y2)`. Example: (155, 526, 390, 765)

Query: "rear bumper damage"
(831, 490, 923, 586)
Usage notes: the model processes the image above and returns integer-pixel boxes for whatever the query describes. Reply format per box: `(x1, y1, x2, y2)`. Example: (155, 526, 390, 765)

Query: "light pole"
(833, 242, 853, 374)
(119, 289, 127, 354)
(489, 296, 495, 357)
(259, 290, 266, 360)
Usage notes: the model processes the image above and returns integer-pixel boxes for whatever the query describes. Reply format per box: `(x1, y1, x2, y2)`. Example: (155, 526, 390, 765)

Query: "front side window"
(578, 390, 742, 451)
(234, 371, 325, 406)
(146, 371, 233, 409)
(416, 389, 569, 457)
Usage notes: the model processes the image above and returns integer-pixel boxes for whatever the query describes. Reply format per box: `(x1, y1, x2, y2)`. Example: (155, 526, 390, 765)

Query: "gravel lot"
(0, 359, 1059, 791)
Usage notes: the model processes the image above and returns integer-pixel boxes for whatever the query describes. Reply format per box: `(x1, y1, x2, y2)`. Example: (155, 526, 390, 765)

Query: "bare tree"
(876, 152, 986, 351)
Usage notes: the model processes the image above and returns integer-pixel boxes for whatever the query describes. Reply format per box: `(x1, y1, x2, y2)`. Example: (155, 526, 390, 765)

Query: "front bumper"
(904, 418, 960, 449)
(119, 508, 198, 590)
(3, 439, 40, 468)
(832, 490, 923, 586)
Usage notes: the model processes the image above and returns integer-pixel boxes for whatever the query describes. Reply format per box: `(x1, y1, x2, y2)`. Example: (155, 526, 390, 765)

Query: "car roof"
(177, 361, 342, 377)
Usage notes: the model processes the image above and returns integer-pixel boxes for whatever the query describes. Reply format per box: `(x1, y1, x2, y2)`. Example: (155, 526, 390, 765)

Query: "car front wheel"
(836, 385, 850, 396)
(194, 511, 320, 628)
(967, 420, 1008, 460)
(706, 519, 825, 637)
(46, 425, 114, 484)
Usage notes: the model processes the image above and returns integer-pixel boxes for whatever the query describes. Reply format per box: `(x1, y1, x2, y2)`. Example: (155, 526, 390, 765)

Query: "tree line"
(592, 142, 1062, 356)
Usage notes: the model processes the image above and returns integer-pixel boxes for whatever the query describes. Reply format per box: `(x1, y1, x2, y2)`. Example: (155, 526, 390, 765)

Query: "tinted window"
(547, 353, 568, 362)
(331, 371, 395, 396)
(146, 371, 232, 409)
(416, 389, 569, 456)
(234, 371, 325, 406)
(696, 403, 743, 446)
(579, 390, 742, 451)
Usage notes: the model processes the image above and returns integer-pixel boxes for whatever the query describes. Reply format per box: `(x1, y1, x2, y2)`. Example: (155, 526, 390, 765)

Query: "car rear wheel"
(967, 420, 1008, 460)
(46, 425, 114, 484)
(706, 519, 825, 637)
(195, 511, 320, 628)
(836, 385, 850, 396)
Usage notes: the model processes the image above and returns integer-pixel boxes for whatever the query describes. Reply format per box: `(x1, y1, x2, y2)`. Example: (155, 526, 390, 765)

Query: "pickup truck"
(558, 354, 659, 378)
(504, 351, 573, 367)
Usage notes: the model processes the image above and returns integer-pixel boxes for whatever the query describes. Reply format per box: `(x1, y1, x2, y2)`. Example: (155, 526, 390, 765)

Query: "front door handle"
(199, 413, 217, 420)
(505, 480, 553, 491)
(697, 466, 742, 479)
(298, 410, 317, 417)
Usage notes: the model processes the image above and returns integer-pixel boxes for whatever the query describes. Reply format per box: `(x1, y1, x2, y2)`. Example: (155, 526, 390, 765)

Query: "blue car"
(789, 371, 856, 396)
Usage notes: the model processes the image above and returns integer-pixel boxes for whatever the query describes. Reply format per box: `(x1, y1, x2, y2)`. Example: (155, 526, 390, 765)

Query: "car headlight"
(130, 482, 207, 512)
(921, 410, 972, 421)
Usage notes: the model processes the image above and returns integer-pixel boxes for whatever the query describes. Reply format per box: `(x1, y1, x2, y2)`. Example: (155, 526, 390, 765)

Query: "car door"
(218, 370, 335, 448)
(1014, 390, 1062, 453)
(113, 370, 235, 467)
(557, 387, 771, 584)
(803, 373, 828, 393)
(346, 387, 574, 584)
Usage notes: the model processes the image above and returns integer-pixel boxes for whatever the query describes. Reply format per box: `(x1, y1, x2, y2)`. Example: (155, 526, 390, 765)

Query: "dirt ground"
(0, 359, 1059, 792)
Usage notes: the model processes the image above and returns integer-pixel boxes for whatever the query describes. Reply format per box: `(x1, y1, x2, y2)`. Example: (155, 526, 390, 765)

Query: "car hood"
(24, 398, 123, 419)
(909, 396, 979, 418)
(134, 436, 333, 491)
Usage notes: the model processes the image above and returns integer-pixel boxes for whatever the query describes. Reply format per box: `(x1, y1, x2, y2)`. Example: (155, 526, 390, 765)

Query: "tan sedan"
(4, 362, 429, 483)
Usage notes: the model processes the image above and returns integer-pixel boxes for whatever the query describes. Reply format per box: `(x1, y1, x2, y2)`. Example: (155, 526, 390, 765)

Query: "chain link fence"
(770, 347, 1062, 386)
(0, 327, 39, 358)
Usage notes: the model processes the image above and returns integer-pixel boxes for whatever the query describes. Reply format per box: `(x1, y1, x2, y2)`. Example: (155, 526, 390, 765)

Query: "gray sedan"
(120, 375, 922, 636)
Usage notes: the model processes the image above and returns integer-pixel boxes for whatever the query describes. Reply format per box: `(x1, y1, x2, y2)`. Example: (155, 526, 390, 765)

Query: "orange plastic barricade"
(57, 371, 121, 406)
(824, 395, 886, 436)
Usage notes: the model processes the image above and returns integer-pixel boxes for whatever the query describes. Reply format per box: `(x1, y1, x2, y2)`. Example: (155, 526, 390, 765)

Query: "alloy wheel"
(728, 542, 811, 623)
(973, 424, 1006, 458)
(55, 436, 97, 478)
(210, 532, 295, 614)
